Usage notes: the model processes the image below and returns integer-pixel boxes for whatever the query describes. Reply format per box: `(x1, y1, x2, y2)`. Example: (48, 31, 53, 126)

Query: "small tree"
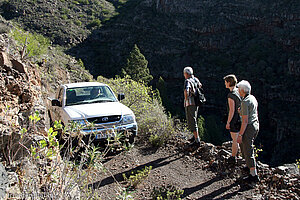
(122, 44, 153, 84)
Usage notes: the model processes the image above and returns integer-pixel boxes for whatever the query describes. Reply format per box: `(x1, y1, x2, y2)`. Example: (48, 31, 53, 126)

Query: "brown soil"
(93, 137, 258, 200)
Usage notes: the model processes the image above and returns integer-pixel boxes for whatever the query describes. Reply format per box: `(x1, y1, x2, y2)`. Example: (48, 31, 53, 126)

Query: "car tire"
(128, 134, 135, 145)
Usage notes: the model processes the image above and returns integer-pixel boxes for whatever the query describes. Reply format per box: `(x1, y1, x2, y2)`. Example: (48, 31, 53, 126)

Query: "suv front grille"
(87, 115, 121, 124)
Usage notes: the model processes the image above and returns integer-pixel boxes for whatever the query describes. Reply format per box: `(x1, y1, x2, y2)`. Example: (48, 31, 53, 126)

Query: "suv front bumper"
(81, 123, 138, 140)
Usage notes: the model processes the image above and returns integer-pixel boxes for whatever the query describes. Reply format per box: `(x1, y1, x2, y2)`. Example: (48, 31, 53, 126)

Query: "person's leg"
(249, 122, 259, 176)
(185, 106, 195, 140)
(242, 123, 259, 180)
(242, 126, 256, 169)
(230, 132, 239, 157)
(187, 106, 200, 143)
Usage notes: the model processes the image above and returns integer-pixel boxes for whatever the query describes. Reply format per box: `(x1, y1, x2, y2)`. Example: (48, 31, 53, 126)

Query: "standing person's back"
(241, 94, 258, 124)
(223, 74, 241, 164)
(183, 66, 202, 147)
(237, 80, 260, 184)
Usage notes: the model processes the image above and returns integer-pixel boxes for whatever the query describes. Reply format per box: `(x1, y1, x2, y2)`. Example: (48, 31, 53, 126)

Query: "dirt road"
(93, 139, 258, 200)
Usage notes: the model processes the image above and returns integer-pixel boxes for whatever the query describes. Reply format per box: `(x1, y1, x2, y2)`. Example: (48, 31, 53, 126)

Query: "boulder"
(257, 161, 269, 169)
(202, 143, 215, 152)
(11, 59, 27, 73)
(274, 166, 288, 175)
(0, 51, 11, 67)
(283, 164, 299, 175)
(221, 141, 232, 149)
(218, 149, 231, 157)
(0, 163, 8, 199)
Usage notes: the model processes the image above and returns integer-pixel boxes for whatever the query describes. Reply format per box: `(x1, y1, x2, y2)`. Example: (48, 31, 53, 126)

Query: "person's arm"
(184, 89, 188, 101)
(226, 98, 235, 130)
(237, 115, 248, 143)
(184, 80, 190, 106)
(237, 101, 248, 143)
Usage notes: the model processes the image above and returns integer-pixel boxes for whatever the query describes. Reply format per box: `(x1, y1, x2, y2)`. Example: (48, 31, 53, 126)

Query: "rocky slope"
(0, 17, 93, 198)
(0, 0, 118, 46)
(0, 15, 92, 162)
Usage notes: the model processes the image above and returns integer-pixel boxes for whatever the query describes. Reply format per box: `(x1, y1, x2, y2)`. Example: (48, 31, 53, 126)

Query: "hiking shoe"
(243, 175, 260, 183)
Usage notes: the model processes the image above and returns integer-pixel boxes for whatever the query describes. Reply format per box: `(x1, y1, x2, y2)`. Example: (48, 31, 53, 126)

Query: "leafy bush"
(10, 27, 50, 58)
(152, 185, 184, 200)
(87, 19, 101, 28)
(97, 76, 175, 145)
(12, 113, 128, 199)
(74, 19, 82, 26)
(149, 134, 164, 147)
(122, 166, 152, 188)
(197, 115, 206, 140)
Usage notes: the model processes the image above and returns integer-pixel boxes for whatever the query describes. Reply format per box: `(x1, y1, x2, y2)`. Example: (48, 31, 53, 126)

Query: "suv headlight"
(122, 114, 135, 125)
(73, 119, 86, 126)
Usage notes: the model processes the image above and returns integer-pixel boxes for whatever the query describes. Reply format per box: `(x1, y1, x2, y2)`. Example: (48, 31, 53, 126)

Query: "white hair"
(183, 67, 193, 75)
(237, 80, 251, 94)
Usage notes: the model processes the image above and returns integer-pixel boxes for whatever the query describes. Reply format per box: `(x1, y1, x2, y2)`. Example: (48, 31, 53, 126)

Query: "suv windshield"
(65, 86, 117, 106)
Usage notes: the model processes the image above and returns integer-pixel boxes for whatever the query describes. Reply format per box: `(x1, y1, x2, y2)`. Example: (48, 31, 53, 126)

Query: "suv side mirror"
(118, 93, 125, 101)
(51, 99, 61, 107)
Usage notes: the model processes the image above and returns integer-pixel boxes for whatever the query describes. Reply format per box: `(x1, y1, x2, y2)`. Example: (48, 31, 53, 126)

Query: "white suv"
(48, 82, 137, 142)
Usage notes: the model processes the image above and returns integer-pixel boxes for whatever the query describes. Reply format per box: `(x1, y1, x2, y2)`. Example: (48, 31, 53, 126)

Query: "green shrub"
(74, 19, 82, 26)
(197, 115, 206, 140)
(62, 15, 68, 20)
(10, 28, 50, 58)
(88, 19, 101, 28)
(97, 76, 175, 145)
(17, 113, 123, 199)
(149, 134, 164, 147)
(152, 185, 184, 200)
(122, 166, 152, 188)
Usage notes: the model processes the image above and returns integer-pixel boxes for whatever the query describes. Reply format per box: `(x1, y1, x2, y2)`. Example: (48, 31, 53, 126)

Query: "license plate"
(95, 133, 116, 139)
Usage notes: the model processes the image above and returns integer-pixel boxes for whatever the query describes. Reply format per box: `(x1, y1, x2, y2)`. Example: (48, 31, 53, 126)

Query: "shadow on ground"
(89, 152, 183, 189)
(182, 176, 252, 199)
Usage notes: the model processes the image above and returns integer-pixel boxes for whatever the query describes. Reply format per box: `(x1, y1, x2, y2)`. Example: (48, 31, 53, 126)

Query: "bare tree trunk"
(21, 37, 28, 60)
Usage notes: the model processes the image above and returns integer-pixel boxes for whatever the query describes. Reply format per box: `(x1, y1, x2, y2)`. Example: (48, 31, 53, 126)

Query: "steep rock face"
(0, 33, 49, 163)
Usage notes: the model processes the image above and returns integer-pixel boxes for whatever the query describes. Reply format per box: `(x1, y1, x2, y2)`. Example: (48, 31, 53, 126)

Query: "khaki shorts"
(185, 105, 198, 132)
